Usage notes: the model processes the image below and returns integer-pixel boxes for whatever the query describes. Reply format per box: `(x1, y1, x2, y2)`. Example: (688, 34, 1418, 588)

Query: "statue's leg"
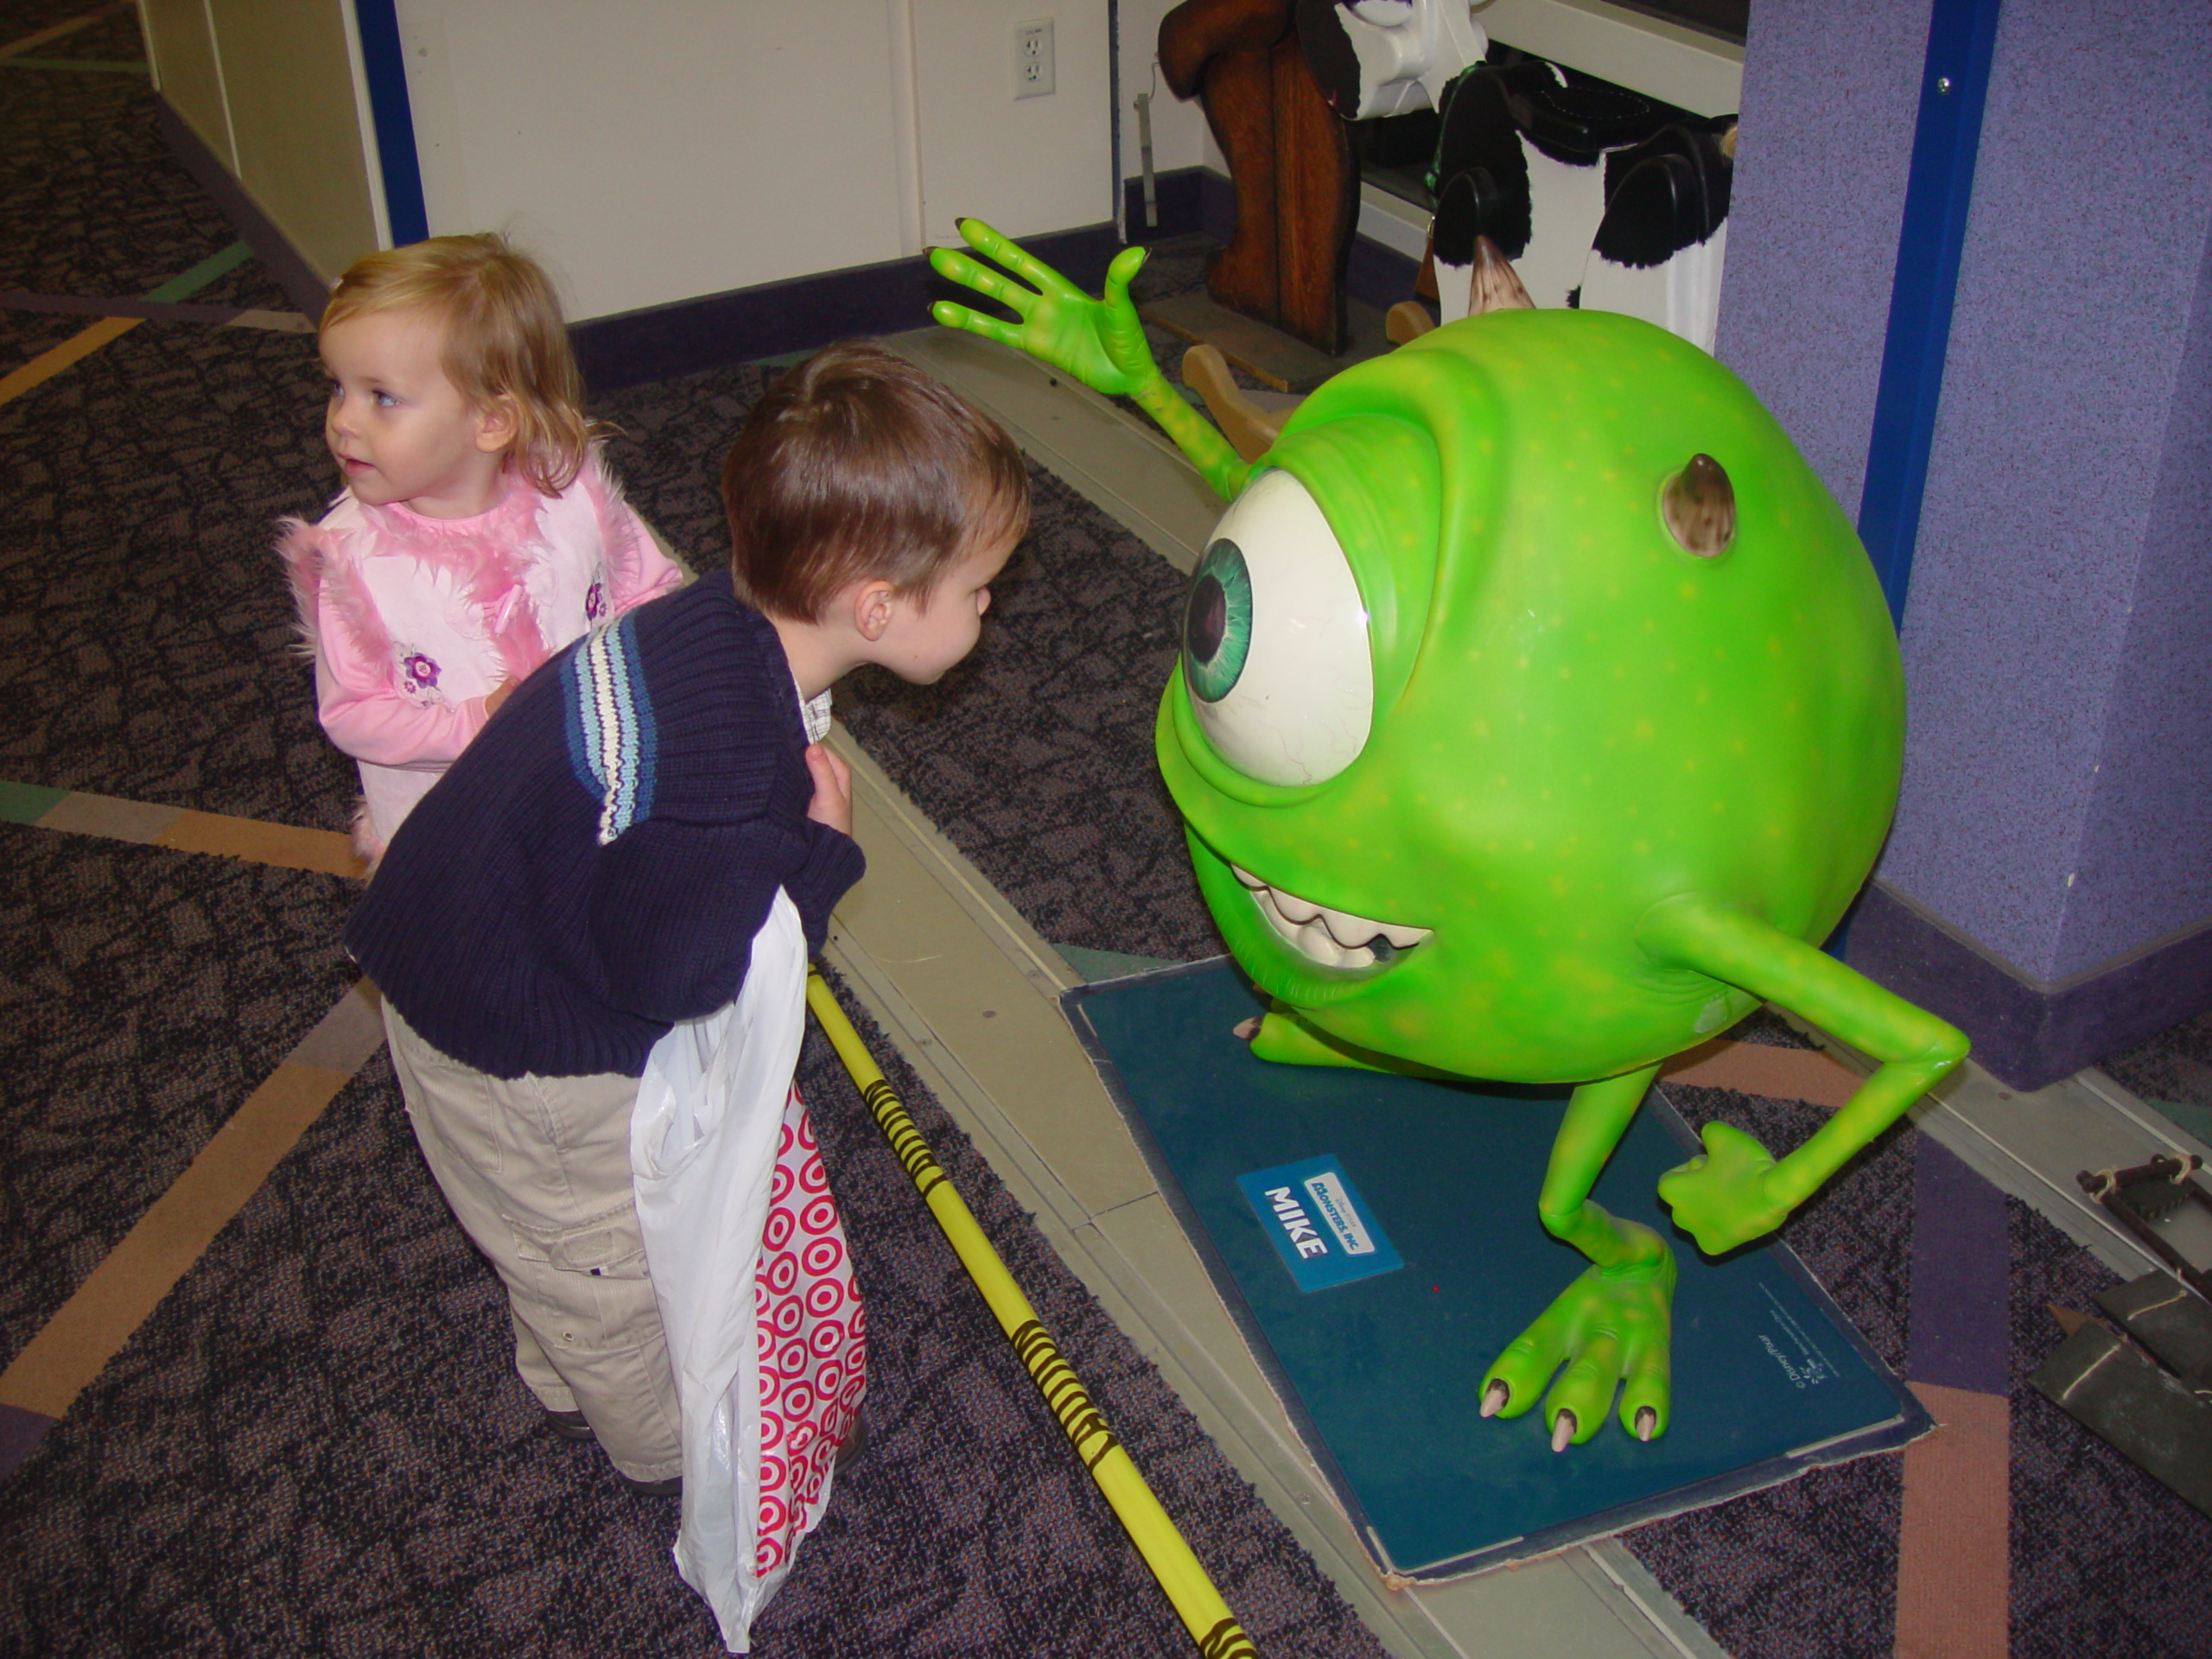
(1481, 1062, 1675, 1449)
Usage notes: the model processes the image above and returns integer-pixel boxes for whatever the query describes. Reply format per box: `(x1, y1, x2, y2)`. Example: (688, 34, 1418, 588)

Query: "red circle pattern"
(753, 1087, 867, 1576)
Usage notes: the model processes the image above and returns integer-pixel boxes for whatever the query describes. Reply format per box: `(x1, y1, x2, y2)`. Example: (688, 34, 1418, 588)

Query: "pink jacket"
(280, 448, 684, 849)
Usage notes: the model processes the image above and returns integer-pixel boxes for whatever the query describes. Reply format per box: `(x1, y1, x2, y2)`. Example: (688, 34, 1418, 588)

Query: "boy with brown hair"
(345, 340, 1029, 1498)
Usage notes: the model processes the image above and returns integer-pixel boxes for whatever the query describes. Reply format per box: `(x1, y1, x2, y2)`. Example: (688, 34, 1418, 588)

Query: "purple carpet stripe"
(0, 289, 251, 324)
(0, 1403, 57, 1482)
(1909, 1135, 2012, 1393)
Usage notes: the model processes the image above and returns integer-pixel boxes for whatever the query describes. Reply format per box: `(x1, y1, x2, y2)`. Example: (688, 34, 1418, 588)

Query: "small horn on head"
(1662, 454, 1736, 556)
(1468, 236, 1535, 315)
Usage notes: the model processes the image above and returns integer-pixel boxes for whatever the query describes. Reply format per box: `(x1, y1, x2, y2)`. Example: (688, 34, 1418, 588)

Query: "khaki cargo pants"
(382, 1001, 683, 1484)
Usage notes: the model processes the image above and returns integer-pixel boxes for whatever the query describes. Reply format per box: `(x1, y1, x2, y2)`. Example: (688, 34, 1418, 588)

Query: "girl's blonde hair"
(321, 232, 596, 495)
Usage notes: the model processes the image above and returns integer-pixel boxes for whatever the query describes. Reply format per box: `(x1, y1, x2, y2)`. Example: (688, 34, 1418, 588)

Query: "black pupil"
(1185, 574, 1226, 665)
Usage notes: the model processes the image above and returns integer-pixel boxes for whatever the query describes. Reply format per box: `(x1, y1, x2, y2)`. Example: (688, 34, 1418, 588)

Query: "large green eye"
(1180, 469, 1374, 786)
(1183, 537, 1254, 702)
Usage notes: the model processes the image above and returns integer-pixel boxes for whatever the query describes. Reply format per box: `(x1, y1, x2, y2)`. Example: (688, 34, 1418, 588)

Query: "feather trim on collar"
(581, 446, 653, 598)
(283, 471, 566, 690)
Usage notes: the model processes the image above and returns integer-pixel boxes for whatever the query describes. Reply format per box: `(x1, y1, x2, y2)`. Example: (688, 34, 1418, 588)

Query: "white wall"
(909, 1, 1114, 246)
(1116, 0, 1214, 183)
(396, 0, 1116, 322)
(141, 0, 385, 281)
(141, 0, 230, 164)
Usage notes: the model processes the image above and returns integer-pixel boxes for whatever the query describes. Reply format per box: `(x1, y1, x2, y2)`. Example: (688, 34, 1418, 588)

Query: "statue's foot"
(1240, 1005, 1458, 1077)
(1478, 1250, 1676, 1450)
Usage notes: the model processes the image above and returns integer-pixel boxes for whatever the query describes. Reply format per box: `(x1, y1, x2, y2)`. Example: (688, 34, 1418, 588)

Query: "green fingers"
(928, 218, 1157, 397)
(1655, 1119, 1789, 1255)
(1481, 1065, 1675, 1447)
(1479, 1247, 1676, 1448)
(928, 218, 1251, 499)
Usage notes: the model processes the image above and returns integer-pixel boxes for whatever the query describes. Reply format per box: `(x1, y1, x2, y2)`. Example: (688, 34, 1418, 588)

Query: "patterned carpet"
(0, 984, 1389, 1656)
(0, 829, 356, 1375)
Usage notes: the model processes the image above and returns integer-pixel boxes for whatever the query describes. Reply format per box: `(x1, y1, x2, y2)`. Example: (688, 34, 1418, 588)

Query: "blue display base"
(1064, 958, 1930, 1581)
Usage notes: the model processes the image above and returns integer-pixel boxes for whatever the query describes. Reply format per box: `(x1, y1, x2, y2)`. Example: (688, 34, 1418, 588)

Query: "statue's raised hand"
(929, 218, 1251, 500)
(929, 219, 1160, 398)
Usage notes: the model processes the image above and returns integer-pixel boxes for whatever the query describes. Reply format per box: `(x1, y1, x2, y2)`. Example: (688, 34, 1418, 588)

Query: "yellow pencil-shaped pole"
(805, 969, 1260, 1659)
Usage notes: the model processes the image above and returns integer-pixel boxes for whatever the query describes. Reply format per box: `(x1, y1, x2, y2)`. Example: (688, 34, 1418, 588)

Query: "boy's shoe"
(543, 1406, 595, 1444)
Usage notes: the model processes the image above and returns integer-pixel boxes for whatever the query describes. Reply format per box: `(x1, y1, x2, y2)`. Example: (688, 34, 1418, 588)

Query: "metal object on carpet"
(2078, 1152, 2212, 1298)
(2030, 1314, 2212, 1518)
(2097, 1272, 2212, 1394)
(804, 969, 1260, 1659)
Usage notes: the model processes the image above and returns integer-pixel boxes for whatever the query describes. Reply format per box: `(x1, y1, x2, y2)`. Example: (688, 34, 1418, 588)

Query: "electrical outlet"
(1014, 18, 1054, 99)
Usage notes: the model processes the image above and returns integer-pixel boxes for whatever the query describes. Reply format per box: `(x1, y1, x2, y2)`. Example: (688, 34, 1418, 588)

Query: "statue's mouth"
(1231, 864, 1431, 970)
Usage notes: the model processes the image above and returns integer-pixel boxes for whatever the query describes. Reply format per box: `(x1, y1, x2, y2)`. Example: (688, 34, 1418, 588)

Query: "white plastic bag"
(631, 889, 848, 1652)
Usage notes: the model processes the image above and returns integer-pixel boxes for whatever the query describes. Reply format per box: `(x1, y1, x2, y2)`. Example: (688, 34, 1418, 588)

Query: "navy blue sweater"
(345, 570, 865, 1079)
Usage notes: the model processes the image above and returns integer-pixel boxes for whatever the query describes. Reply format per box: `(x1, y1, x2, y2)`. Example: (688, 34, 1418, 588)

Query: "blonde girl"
(282, 232, 681, 860)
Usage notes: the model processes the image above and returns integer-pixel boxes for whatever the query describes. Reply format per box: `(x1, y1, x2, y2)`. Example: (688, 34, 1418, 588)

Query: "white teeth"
(1229, 865, 1431, 969)
(1319, 906, 1375, 949)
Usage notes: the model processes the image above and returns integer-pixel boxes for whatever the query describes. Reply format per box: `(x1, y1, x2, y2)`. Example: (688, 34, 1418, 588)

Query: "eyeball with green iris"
(1180, 536, 1254, 704)
(1178, 468, 1374, 787)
